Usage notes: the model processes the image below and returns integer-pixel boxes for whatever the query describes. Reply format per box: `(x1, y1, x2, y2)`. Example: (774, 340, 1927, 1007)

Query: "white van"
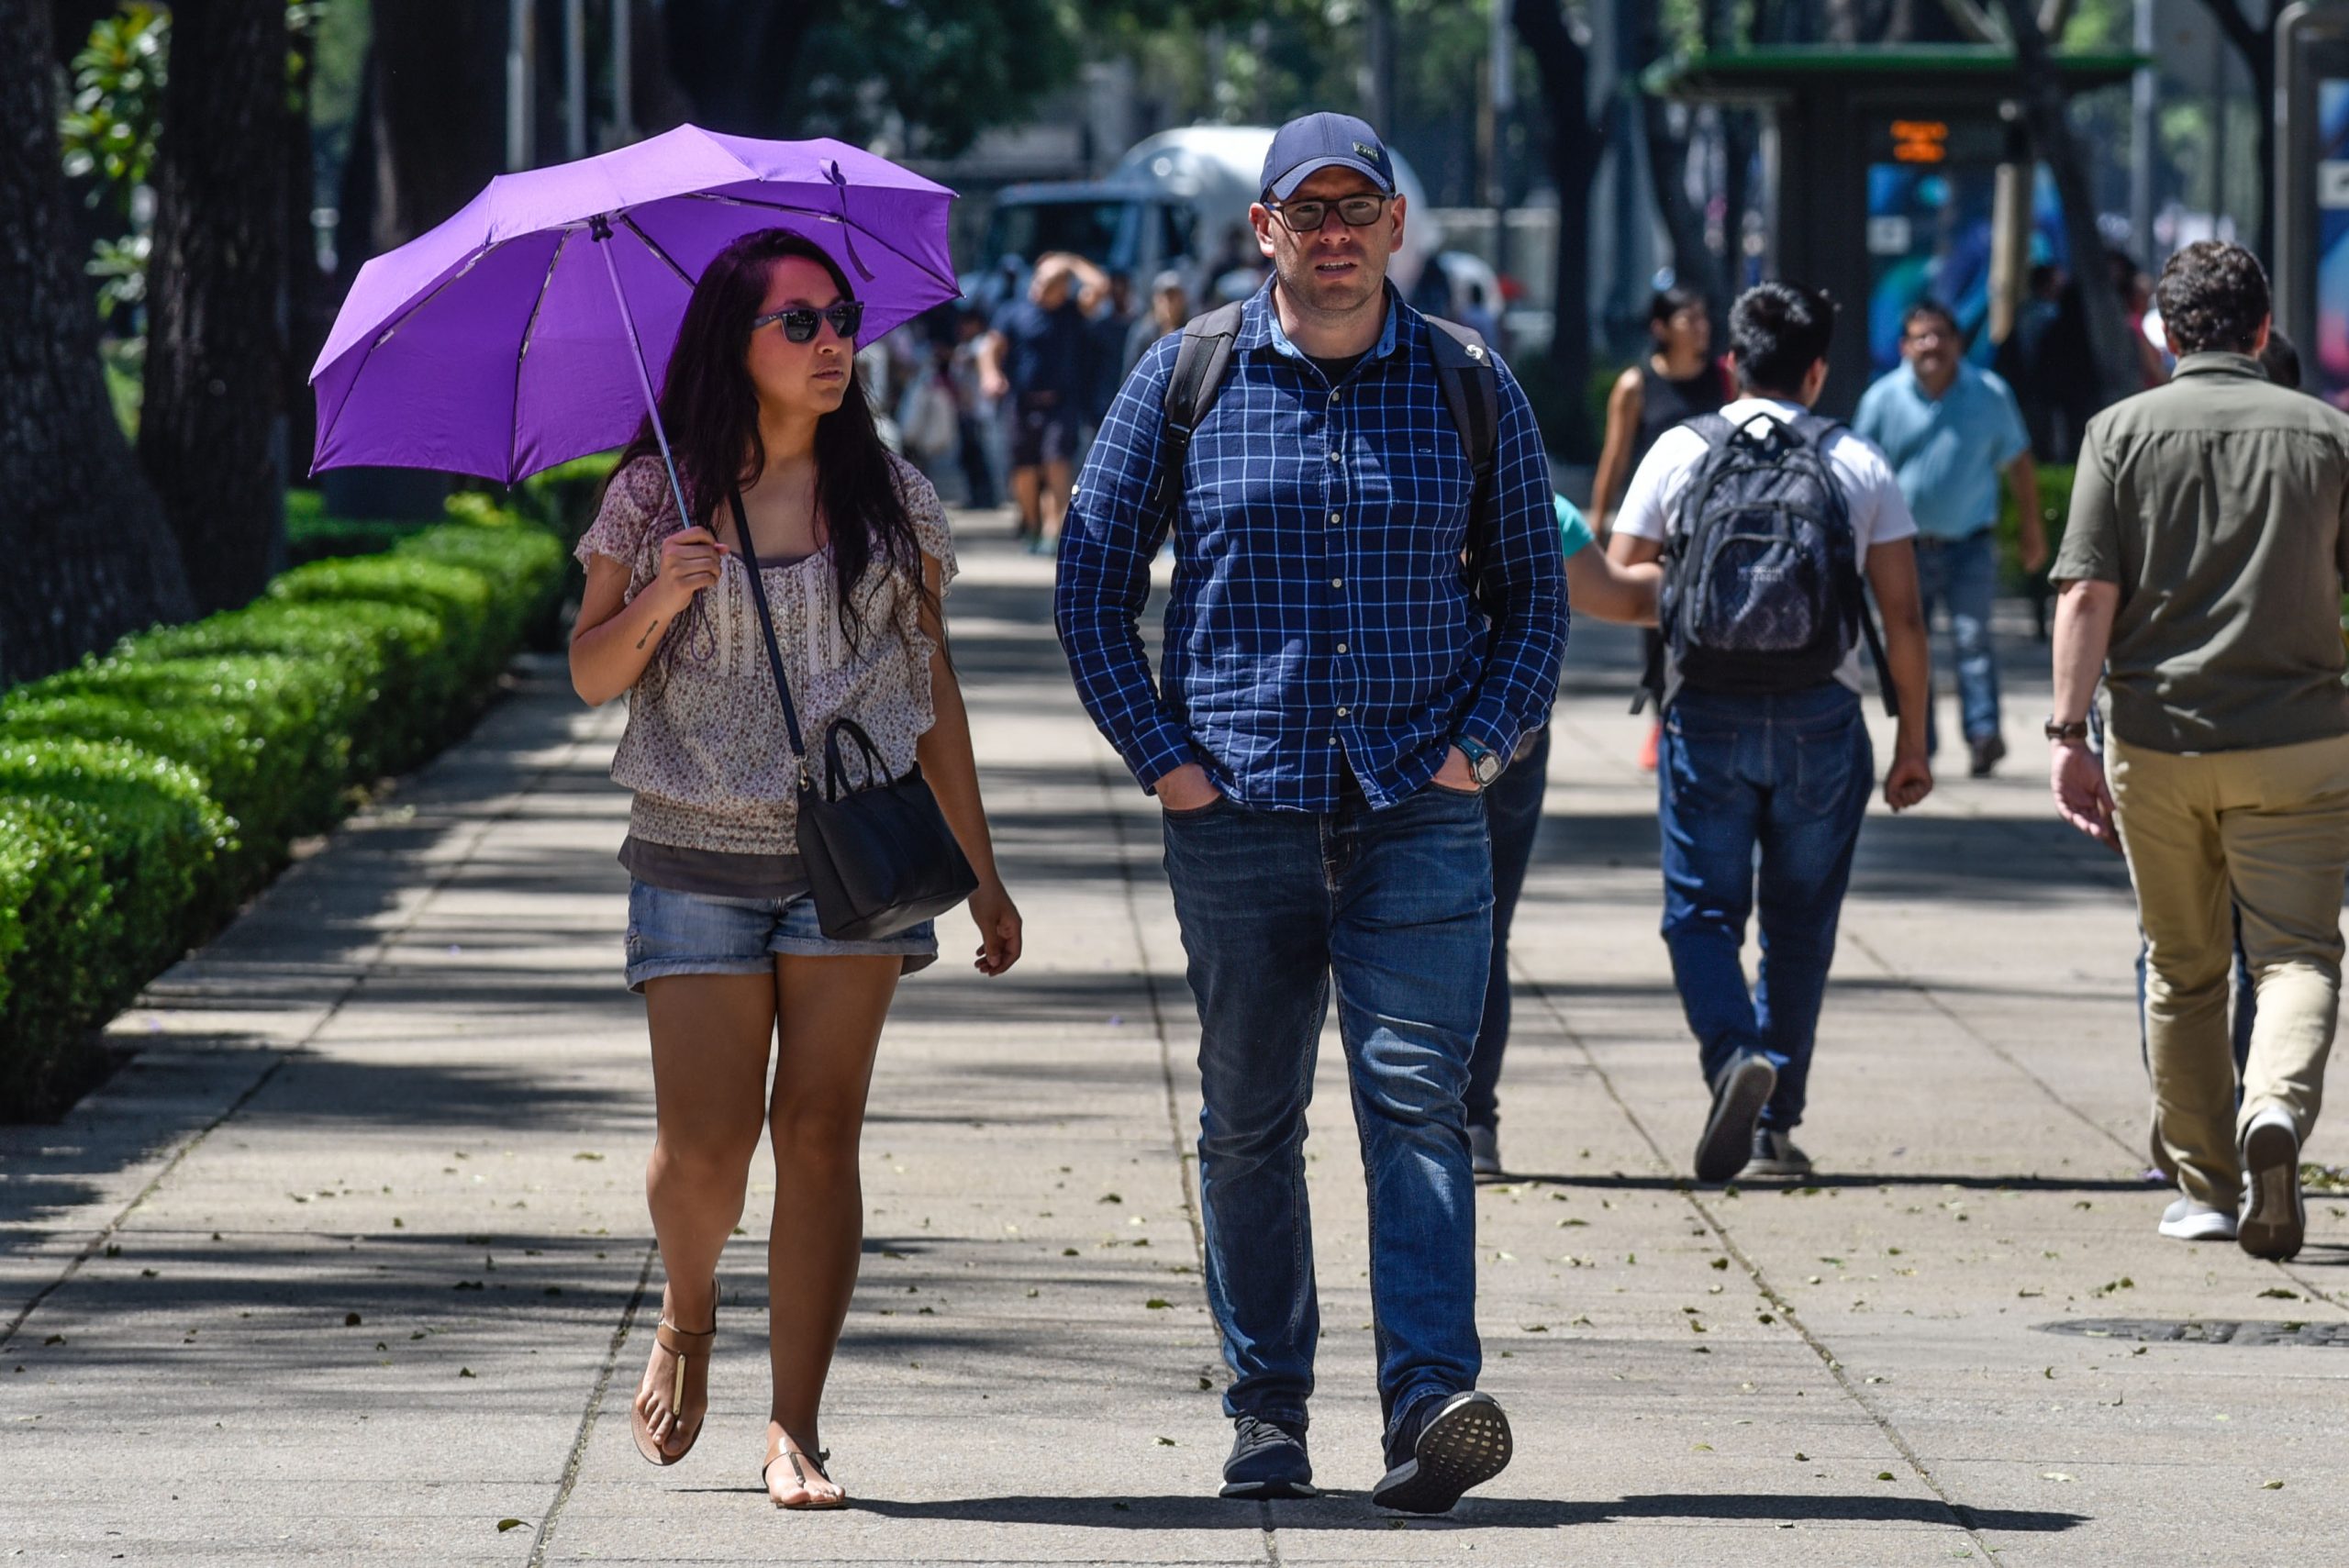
(975, 124, 1443, 311)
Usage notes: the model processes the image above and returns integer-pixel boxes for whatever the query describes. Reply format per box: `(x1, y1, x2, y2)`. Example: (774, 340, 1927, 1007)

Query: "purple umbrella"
(309, 125, 958, 501)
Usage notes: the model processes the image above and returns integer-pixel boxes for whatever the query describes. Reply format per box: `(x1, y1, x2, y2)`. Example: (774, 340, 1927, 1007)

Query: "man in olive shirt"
(2048, 241, 2349, 1262)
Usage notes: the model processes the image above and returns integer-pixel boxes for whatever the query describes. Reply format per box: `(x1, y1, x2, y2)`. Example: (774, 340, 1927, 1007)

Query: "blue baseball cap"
(1261, 112, 1397, 201)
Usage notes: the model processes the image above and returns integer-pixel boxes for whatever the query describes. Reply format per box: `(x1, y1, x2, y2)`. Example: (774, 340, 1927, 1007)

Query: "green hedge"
(0, 506, 564, 1117)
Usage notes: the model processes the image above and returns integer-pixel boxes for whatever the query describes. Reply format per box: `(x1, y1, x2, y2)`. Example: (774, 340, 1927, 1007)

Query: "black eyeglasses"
(1265, 195, 1391, 233)
(752, 300, 864, 343)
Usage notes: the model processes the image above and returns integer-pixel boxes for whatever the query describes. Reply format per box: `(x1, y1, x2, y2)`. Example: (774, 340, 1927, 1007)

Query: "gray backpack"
(1656, 410, 1896, 715)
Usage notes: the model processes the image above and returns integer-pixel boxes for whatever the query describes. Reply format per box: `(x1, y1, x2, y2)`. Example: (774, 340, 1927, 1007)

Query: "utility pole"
(505, 0, 535, 171)
(1490, 0, 1515, 290)
(611, 0, 633, 148)
(1364, 0, 1397, 134)
(564, 0, 587, 162)
(2129, 0, 2154, 262)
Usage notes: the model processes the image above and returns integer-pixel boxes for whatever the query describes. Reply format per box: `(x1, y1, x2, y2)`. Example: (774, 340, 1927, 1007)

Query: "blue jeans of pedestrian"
(1470, 726, 1552, 1130)
(1659, 684, 1874, 1132)
(1162, 779, 1493, 1438)
(1914, 529, 2000, 752)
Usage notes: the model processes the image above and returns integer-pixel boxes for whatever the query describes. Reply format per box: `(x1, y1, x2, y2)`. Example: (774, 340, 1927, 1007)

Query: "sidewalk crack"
(1515, 954, 2002, 1560)
(527, 1241, 656, 1566)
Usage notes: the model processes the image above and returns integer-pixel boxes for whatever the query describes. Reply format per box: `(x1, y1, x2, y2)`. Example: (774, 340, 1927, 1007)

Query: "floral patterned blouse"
(573, 452, 957, 857)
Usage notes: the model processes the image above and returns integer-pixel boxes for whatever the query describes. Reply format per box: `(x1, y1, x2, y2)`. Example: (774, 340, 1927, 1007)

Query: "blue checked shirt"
(1054, 284, 1566, 810)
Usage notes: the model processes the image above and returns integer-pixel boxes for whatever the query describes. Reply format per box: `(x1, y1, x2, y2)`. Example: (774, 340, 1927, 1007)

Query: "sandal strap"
(653, 1318, 715, 1357)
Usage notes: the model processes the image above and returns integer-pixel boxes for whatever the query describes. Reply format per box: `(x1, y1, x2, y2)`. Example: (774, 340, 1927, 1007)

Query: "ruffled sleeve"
(891, 456, 958, 597)
(573, 457, 676, 599)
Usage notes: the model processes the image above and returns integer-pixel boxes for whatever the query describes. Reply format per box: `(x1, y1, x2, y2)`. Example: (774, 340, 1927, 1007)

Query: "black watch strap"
(2044, 717, 2090, 742)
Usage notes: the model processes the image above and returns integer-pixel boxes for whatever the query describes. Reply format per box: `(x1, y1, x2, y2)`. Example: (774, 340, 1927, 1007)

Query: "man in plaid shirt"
(1055, 113, 1564, 1514)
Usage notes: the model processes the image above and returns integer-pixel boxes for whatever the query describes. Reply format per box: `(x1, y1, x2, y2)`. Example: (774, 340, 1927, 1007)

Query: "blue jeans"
(1658, 684, 1874, 1132)
(1161, 780, 1493, 1437)
(1470, 726, 1552, 1129)
(1914, 529, 2000, 751)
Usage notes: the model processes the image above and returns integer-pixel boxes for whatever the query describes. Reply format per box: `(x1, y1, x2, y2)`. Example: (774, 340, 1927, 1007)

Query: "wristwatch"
(1457, 737, 1505, 790)
(2043, 717, 2090, 743)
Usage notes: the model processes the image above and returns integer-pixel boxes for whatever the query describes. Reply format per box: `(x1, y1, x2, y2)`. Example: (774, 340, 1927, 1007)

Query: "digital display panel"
(2315, 79, 2349, 410)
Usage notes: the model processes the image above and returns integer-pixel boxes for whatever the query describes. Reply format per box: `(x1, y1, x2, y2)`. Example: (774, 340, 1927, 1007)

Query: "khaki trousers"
(2109, 732, 2349, 1207)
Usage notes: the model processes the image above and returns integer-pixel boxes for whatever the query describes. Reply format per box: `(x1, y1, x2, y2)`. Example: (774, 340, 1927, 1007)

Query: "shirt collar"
(2172, 350, 2264, 381)
(1240, 279, 1404, 363)
(1901, 361, 1967, 403)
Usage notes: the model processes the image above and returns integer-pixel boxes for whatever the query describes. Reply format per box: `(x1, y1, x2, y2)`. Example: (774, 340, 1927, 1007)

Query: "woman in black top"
(1589, 286, 1728, 767)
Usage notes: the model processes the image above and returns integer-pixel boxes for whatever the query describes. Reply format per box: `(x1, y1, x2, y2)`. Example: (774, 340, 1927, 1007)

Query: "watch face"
(1474, 752, 1503, 784)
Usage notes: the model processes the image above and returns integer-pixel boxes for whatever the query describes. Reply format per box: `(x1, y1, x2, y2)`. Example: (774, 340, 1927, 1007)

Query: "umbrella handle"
(592, 213, 696, 534)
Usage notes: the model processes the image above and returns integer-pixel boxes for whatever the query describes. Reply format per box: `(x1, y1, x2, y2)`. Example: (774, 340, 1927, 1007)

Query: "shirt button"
(1336, 706, 1350, 717)
(1327, 451, 1342, 463)
(1336, 641, 1349, 653)
(1330, 577, 1343, 588)
(1328, 511, 1340, 526)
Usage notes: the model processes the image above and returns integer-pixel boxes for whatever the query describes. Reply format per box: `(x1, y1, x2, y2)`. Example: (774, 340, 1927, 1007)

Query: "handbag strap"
(725, 486, 810, 783)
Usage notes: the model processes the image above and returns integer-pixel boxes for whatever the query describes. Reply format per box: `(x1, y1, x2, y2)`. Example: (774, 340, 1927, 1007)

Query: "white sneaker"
(2238, 1107, 2305, 1261)
(2158, 1195, 2238, 1241)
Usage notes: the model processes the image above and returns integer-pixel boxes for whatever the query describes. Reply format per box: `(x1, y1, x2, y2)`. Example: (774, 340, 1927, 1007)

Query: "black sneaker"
(1744, 1127, 1811, 1177)
(1467, 1122, 1503, 1182)
(1370, 1390, 1513, 1514)
(1695, 1054, 1776, 1184)
(1220, 1415, 1315, 1499)
(1967, 733, 2008, 777)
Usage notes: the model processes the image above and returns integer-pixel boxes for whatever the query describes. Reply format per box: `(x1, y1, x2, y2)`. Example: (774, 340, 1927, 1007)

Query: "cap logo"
(1353, 140, 1378, 160)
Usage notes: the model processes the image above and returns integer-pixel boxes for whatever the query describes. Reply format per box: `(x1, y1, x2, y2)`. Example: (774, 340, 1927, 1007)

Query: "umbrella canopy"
(310, 126, 958, 484)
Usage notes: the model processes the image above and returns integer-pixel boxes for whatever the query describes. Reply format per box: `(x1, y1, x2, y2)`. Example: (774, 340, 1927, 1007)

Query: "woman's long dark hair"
(603, 227, 926, 655)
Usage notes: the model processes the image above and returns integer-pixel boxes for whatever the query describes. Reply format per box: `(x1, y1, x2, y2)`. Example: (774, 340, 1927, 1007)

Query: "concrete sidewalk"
(4, 514, 2345, 1566)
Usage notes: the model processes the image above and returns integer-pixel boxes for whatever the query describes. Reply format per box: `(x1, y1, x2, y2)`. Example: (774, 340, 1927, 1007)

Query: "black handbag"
(728, 488, 978, 940)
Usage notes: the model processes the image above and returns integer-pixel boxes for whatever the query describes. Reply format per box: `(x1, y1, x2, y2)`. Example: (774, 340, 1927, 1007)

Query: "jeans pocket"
(1162, 794, 1230, 822)
(1792, 711, 1866, 817)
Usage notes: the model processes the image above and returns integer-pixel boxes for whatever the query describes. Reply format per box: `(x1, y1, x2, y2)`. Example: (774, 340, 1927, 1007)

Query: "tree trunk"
(1514, 0, 1599, 458)
(0, 0, 193, 687)
(1997, 0, 2140, 410)
(139, 0, 289, 617)
(370, 1, 509, 251)
(1641, 96, 1727, 311)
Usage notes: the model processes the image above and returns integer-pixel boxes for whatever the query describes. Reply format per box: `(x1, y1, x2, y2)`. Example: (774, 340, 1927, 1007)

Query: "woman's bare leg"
(637, 972, 774, 1456)
(762, 951, 899, 1504)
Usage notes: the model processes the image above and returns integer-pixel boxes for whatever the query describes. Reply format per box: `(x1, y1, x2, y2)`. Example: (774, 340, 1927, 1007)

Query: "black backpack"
(1147, 301, 1502, 592)
(1655, 410, 1897, 715)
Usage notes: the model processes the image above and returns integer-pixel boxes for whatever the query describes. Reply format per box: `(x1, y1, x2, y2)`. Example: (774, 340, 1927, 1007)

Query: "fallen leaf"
(459, 1367, 476, 1378)
(2262, 1480, 2284, 1490)
(344, 1312, 362, 1327)
(1709, 1258, 1730, 1271)
(1157, 1436, 1176, 1446)
(1793, 1452, 1809, 1462)
(2041, 1472, 2074, 1484)
(2257, 1288, 2300, 1301)
(495, 1518, 525, 1532)
(1876, 1472, 1896, 1482)
(1144, 1297, 1171, 1310)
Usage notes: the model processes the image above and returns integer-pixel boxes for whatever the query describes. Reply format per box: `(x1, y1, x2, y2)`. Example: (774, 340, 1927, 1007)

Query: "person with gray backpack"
(1608, 282, 1933, 1184)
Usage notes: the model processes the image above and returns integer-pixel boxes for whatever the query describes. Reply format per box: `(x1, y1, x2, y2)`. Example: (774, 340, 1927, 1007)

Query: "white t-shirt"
(1612, 396, 1919, 692)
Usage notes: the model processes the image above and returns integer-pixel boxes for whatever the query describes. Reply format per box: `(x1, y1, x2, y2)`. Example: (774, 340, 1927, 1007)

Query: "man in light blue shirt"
(1855, 300, 2046, 775)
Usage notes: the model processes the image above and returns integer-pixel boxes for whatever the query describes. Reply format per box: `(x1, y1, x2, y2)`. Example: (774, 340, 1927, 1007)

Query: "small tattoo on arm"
(635, 617, 661, 650)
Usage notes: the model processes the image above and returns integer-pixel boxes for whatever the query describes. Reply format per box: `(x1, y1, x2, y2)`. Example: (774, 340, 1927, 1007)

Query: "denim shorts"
(624, 880, 938, 992)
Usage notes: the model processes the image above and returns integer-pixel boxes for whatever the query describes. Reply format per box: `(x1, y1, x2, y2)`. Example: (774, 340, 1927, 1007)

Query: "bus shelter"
(1646, 45, 2139, 419)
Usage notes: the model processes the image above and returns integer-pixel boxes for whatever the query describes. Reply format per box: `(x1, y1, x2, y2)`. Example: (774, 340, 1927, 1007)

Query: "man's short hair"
(2154, 240, 2269, 356)
(1901, 299, 1959, 339)
(1730, 282, 1836, 395)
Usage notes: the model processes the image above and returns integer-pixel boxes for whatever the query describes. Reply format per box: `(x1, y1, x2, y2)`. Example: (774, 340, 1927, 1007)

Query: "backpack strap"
(1790, 414, 1900, 717)
(1151, 302, 1247, 529)
(1421, 316, 1499, 478)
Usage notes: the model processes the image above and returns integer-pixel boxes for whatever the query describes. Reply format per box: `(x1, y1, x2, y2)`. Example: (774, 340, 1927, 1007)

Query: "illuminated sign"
(1888, 119, 1950, 163)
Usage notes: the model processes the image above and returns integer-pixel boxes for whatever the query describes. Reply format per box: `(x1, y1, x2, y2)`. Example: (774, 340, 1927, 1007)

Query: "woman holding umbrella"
(568, 228, 1022, 1507)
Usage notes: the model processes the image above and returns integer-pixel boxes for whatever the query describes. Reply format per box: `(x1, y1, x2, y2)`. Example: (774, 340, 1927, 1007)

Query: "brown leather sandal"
(630, 1304, 715, 1466)
(761, 1428, 846, 1509)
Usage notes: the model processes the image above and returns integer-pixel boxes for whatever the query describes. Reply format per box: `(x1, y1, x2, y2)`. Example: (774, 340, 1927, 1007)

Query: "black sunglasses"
(1265, 195, 1392, 233)
(752, 300, 864, 343)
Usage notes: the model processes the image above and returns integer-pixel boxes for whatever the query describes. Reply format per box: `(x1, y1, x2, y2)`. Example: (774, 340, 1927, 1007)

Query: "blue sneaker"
(1371, 1390, 1513, 1514)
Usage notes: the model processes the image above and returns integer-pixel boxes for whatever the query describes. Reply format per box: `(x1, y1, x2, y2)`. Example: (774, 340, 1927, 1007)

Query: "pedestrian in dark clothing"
(1056, 111, 1564, 1515)
(980, 250, 1108, 550)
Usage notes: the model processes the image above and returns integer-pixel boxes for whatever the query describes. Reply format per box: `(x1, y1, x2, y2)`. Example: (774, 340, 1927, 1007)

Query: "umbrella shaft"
(596, 222, 696, 533)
